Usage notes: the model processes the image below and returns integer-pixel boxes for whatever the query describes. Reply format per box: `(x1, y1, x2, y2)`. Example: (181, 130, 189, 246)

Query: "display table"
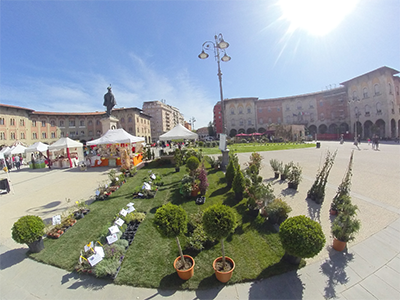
(88, 153, 142, 167)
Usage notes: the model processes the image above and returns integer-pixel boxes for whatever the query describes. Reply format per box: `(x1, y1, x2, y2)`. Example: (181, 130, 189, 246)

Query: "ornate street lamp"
(198, 33, 231, 169)
(198, 33, 231, 145)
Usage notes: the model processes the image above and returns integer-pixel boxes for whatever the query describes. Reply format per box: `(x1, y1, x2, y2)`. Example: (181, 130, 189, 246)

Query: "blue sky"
(1, 0, 399, 129)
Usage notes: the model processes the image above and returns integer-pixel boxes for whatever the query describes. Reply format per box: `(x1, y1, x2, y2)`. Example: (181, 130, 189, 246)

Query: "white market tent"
(87, 128, 145, 145)
(0, 147, 11, 155)
(159, 123, 198, 141)
(48, 137, 83, 151)
(10, 144, 27, 155)
(25, 142, 49, 153)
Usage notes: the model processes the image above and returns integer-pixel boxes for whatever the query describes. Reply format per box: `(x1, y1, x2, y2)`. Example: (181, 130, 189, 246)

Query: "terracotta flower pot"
(173, 255, 195, 280)
(330, 209, 338, 215)
(213, 256, 235, 283)
(333, 238, 346, 251)
(191, 186, 200, 197)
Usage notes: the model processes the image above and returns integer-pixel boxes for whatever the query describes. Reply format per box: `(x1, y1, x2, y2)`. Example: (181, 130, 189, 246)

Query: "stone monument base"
(100, 116, 119, 134)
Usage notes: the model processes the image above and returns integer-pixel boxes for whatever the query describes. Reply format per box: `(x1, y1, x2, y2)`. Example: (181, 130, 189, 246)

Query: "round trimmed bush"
(186, 156, 200, 172)
(279, 215, 325, 258)
(202, 204, 237, 240)
(153, 203, 188, 238)
(11, 215, 45, 245)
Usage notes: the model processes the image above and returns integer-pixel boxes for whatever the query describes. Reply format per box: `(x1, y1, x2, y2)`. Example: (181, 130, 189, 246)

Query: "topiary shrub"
(154, 203, 190, 269)
(225, 160, 236, 188)
(232, 167, 245, 201)
(279, 215, 325, 259)
(11, 215, 45, 245)
(265, 198, 292, 224)
(203, 204, 237, 269)
(186, 156, 200, 177)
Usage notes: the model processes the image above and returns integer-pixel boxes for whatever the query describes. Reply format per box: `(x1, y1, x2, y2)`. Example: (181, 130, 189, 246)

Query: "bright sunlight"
(279, 0, 359, 36)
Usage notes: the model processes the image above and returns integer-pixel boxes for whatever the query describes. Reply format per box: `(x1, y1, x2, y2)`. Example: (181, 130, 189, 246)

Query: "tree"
(208, 121, 216, 137)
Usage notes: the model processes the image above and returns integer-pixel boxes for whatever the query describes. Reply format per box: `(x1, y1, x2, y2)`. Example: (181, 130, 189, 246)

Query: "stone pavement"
(0, 141, 399, 299)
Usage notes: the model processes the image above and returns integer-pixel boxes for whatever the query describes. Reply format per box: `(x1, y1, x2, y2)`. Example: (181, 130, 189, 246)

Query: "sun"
(279, 0, 359, 36)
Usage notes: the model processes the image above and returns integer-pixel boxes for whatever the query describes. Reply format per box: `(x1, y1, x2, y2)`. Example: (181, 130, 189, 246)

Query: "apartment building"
(142, 100, 185, 142)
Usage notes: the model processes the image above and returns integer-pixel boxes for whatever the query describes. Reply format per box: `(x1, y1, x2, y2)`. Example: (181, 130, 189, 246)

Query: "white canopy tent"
(48, 137, 84, 168)
(9, 144, 27, 155)
(0, 147, 11, 155)
(159, 124, 198, 141)
(25, 142, 49, 153)
(87, 128, 145, 146)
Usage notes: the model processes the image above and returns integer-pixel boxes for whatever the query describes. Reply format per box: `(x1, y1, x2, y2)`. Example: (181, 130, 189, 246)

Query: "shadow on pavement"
(62, 272, 112, 291)
(0, 247, 28, 270)
(320, 247, 354, 299)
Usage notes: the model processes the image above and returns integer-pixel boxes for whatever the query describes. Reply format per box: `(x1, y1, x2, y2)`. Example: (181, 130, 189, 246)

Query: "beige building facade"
(220, 66, 400, 139)
(142, 100, 185, 142)
(0, 105, 152, 146)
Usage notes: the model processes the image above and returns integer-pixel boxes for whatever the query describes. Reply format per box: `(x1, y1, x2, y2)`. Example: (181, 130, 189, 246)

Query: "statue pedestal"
(100, 116, 119, 134)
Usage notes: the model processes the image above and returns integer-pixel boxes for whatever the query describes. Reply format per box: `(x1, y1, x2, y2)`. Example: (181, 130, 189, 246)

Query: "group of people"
(341, 134, 381, 151)
(1, 154, 23, 172)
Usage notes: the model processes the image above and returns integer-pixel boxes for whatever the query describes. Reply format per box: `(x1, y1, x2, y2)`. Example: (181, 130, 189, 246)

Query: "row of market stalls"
(1, 124, 198, 170)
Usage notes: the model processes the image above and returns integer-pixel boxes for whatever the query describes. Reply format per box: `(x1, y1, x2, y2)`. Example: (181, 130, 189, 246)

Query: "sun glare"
(279, 0, 359, 36)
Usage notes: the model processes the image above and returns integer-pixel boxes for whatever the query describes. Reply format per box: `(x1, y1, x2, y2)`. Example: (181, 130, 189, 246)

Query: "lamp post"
(199, 33, 231, 169)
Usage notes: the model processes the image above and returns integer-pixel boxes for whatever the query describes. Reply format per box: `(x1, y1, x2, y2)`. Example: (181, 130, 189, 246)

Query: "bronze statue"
(103, 86, 116, 117)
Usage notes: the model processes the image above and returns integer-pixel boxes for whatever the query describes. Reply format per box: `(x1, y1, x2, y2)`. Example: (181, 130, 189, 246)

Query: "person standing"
(14, 155, 20, 170)
(354, 137, 360, 150)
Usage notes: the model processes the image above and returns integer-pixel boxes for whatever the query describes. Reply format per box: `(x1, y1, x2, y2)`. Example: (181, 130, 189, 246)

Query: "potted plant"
(269, 159, 280, 179)
(287, 162, 302, 190)
(202, 204, 237, 283)
(225, 160, 236, 188)
(331, 196, 361, 251)
(265, 198, 292, 224)
(153, 203, 195, 280)
(198, 163, 209, 196)
(279, 162, 291, 181)
(11, 215, 45, 253)
(331, 151, 354, 215)
(245, 168, 275, 216)
(174, 148, 182, 172)
(307, 150, 337, 204)
(186, 156, 200, 196)
(279, 215, 326, 264)
(232, 167, 245, 201)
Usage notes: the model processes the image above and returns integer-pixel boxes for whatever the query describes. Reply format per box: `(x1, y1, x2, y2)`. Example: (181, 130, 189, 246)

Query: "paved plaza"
(0, 141, 399, 299)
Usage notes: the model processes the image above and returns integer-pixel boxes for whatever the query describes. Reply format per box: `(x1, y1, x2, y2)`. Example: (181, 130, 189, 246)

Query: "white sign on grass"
(119, 209, 128, 217)
(108, 225, 120, 235)
(88, 253, 103, 266)
(106, 233, 118, 245)
(52, 215, 62, 225)
(115, 218, 124, 227)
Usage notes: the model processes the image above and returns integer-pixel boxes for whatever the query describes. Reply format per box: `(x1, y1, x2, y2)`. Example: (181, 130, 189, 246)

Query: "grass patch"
(30, 158, 305, 289)
(199, 142, 315, 155)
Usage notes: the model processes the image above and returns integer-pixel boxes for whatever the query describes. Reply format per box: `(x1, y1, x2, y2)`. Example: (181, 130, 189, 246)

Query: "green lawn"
(30, 159, 304, 289)
(199, 142, 315, 155)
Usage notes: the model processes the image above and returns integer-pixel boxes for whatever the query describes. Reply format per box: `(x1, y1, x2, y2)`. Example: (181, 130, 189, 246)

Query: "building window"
(42, 132, 46, 139)
(80, 130, 85, 136)
(20, 132, 25, 139)
(0, 132, 5, 140)
(231, 110, 235, 115)
(248, 119, 252, 125)
(88, 120, 93, 126)
(69, 131, 75, 137)
(50, 120, 56, 127)
(297, 102, 302, 110)
(320, 113, 324, 120)
(268, 118, 272, 123)
(32, 120, 37, 127)
(365, 105, 371, 117)
(96, 120, 101, 126)
(247, 108, 251, 114)
(33, 132, 37, 139)
(363, 87, 368, 98)
(96, 130, 101, 136)
(277, 117, 281, 123)
(374, 84, 380, 95)
(80, 120, 85, 127)
(309, 103, 314, 109)
(319, 100, 324, 106)
(10, 132, 16, 140)
(352, 91, 357, 100)
(59, 120, 64, 127)
(128, 127, 133, 133)
(277, 107, 280, 112)
(51, 132, 56, 138)
(10, 118, 15, 126)
(20, 119, 25, 126)
(61, 132, 65, 137)
(69, 120, 75, 127)
(42, 121, 46, 127)
(239, 120, 244, 126)
(120, 118, 125, 123)
(396, 86, 399, 95)
(376, 102, 382, 114)
(0, 118, 4, 125)
(259, 118, 263, 124)
(388, 83, 393, 94)
(231, 120, 235, 126)
(128, 117, 132, 123)
(286, 105, 290, 111)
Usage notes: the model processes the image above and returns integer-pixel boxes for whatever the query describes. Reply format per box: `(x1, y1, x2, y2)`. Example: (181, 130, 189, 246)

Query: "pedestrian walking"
(354, 137, 360, 150)
(14, 155, 21, 170)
